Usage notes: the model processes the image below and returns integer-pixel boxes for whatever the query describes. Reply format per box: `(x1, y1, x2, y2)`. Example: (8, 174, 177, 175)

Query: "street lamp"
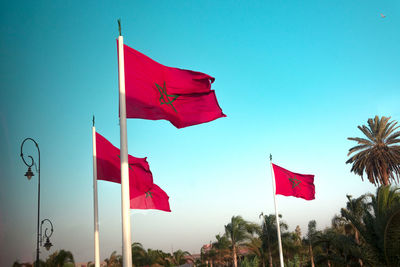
(40, 219, 54, 251)
(20, 138, 54, 266)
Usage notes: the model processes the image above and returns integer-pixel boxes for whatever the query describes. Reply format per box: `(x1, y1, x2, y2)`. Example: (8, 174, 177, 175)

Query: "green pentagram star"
(155, 81, 179, 113)
(117, 155, 134, 170)
(145, 191, 153, 198)
(289, 175, 301, 189)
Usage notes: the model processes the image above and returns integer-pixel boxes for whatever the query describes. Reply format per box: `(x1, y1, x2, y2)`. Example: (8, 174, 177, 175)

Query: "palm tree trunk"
(268, 248, 273, 267)
(354, 230, 363, 266)
(355, 229, 359, 243)
(309, 243, 315, 267)
(233, 246, 237, 267)
(382, 165, 389, 185)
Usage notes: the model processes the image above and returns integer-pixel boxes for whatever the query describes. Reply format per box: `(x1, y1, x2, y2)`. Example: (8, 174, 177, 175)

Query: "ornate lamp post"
(20, 138, 54, 266)
(40, 219, 54, 251)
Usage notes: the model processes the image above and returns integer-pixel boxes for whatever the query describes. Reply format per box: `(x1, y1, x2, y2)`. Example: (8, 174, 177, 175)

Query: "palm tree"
(313, 228, 362, 267)
(341, 185, 400, 266)
(346, 115, 400, 186)
(45, 250, 74, 267)
(305, 220, 317, 267)
(385, 206, 400, 266)
(104, 251, 122, 267)
(240, 256, 259, 267)
(203, 248, 217, 267)
(140, 249, 165, 266)
(280, 231, 301, 267)
(131, 242, 147, 266)
(224, 216, 259, 267)
(244, 237, 265, 267)
(170, 249, 192, 266)
(157, 250, 174, 267)
(212, 234, 231, 266)
(340, 194, 371, 266)
(258, 213, 288, 267)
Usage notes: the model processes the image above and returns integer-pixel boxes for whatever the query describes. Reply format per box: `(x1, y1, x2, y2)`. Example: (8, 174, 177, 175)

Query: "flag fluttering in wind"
(272, 163, 315, 200)
(95, 132, 153, 190)
(130, 183, 171, 212)
(95, 132, 171, 211)
(118, 41, 226, 128)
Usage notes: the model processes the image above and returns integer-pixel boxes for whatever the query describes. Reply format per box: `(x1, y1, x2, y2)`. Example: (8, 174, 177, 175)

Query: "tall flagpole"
(92, 116, 100, 267)
(117, 20, 133, 267)
(269, 154, 284, 267)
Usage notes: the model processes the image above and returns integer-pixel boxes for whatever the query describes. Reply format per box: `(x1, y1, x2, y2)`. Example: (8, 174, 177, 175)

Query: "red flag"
(272, 163, 315, 200)
(95, 132, 171, 211)
(118, 41, 226, 128)
(130, 183, 171, 212)
(95, 132, 153, 192)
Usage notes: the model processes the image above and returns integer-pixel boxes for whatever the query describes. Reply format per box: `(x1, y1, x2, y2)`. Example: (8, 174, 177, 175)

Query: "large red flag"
(95, 132, 153, 192)
(272, 163, 315, 200)
(130, 183, 171, 212)
(96, 132, 171, 211)
(118, 41, 226, 128)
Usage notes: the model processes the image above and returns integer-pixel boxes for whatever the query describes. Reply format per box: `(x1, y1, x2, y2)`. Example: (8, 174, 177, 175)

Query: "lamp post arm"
(20, 138, 40, 168)
(40, 219, 54, 245)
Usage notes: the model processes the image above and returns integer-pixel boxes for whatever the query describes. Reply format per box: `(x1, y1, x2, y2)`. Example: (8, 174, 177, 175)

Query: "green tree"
(281, 231, 302, 267)
(212, 234, 231, 266)
(339, 194, 370, 266)
(341, 185, 400, 266)
(240, 256, 259, 267)
(45, 250, 74, 267)
(141, 249, 167, 266)
(303, 220, 317, 267)
(201, 243, 218, 267)
(131, 242, 147, 266)
(385, 206, 400, 266)
(171, 249, 192, 266)
(244, 237, 265, 267)
(313, 228, 361, 267)
(259, 213, 288, 267)
(346, 115, 400, 186)
(104, 251, 122, 267)
(224, 216, 259, 267)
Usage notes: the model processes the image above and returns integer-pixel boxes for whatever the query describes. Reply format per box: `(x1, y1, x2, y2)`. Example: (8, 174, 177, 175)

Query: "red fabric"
(130, 183, 171, 212)
(96, 132, 153, 192)
(118, 41, 226, 128)
(96, 132, 170, 211)
(272, 163, 315, 200)
(96, 132, 171, 211)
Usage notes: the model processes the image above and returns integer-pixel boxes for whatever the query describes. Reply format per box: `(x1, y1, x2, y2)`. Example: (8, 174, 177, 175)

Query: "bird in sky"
(381, 13, 386, 18)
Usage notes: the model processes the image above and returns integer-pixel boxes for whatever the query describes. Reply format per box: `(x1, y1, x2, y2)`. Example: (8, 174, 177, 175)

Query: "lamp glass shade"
(44, 238, 52, 251)
(24, 167, 34, 180)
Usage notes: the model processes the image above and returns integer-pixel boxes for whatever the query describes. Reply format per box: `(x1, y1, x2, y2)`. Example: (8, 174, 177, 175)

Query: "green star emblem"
(289, 175, 301, 189)
(155, 81, 179, 113)
(145, 191, 153, 198)
(117, 155, 134, 170)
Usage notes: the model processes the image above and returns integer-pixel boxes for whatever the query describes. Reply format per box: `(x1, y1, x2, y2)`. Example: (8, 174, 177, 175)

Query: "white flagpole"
(269, 154, 284, 267)
(117, 21, 133, 267)
(92, 118, 100, 267)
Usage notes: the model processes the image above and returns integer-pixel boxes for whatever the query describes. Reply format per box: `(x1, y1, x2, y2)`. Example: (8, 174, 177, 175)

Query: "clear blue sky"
(1, 0, 399, 265)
